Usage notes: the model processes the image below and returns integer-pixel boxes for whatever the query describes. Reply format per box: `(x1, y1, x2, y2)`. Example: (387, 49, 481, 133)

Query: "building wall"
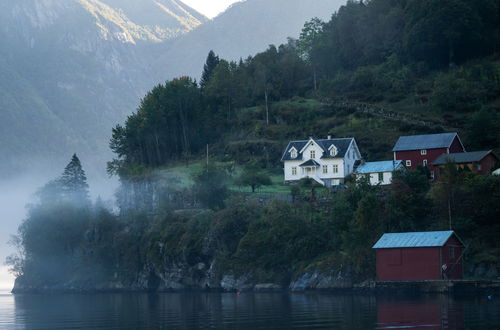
(283, 159, 345, 182)
(376, 247, 441, 281)
(479, 154, 499, 174)
(449, 136, 465, 153)
(357, 171, 393, 185)
(376, 237, 464, 281)
(283, 160, 303, 181)
(344, 142, 361, 176)
(441, 236, 463, 280)
(394, 148, 448, 170)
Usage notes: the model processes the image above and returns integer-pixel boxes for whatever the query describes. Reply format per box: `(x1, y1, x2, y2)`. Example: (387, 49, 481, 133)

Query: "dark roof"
(372, 231, 464, 249)
(432, 150, 497, 165)
(392, 133, 461, 152)
(299, 159, 321, 167)
(281, 138, 354, 161)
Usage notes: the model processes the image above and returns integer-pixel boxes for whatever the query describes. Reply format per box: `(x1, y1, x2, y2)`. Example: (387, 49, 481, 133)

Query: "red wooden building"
(393, 133, 465, 177)
(432, 150, 499, 179)
(373, 231, 465, 281)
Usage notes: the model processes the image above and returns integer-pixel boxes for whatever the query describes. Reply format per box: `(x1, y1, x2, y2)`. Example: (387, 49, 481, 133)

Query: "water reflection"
(5, 292, 499, 329)
(377, 295, 464, 329)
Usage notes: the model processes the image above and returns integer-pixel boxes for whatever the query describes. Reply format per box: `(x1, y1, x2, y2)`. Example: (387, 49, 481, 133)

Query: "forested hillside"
(109, 0, 499, 174)
(10, 0, 500, 292)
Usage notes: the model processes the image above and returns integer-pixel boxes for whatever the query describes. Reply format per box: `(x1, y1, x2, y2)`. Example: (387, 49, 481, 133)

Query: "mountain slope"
(0, 0, 344, 178)
(155, 0, 345, 79)
(0, 0, 206, 177)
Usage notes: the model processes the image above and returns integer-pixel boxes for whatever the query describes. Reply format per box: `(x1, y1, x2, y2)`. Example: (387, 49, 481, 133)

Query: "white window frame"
(333, 165, 339, 173)
(406, 160, 412, 167)
(378, 172, 384, 182)
(292, 167, 297, 176)
(290, 149, 297, 159)
(322, 165, 328, 174)
(423, 159, 428, 166)
(310, 150, 315, 159)
(421, 149, 427, 155)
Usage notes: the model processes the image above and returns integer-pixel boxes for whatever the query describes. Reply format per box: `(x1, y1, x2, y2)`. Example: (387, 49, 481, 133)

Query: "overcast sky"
(182, 0, 241, 18)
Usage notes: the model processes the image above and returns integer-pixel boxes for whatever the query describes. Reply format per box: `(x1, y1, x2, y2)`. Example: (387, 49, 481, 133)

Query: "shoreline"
(11, 279, 500, 295)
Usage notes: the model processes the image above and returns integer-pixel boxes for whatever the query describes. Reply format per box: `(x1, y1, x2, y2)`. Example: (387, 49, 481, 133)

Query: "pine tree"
(60, 154, 90, 205)
(200, 50, 220, 90)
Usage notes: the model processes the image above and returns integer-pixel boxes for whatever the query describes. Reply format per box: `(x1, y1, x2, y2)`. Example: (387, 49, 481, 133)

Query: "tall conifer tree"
(200, 50, 220, 90)
(60, 154, 90, 205)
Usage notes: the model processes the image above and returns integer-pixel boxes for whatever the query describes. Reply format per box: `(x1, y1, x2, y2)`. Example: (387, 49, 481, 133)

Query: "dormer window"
(329, 145, 338, 157)
(290, 148, 297, 159)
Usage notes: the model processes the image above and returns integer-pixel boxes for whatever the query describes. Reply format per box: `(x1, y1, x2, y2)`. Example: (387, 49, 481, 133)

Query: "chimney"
(327, 135, 332, 140)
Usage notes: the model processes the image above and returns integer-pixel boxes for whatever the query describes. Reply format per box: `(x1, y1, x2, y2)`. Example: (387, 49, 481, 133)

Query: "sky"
(181, 0, 242, 18)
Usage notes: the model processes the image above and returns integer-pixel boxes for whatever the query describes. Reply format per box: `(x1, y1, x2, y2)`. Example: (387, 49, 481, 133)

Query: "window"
(290, 149, 297, 159)
(310, 150, 316, 159)
(406, 160, 412, 167)
(330, 146, 338, 157)
(449, 246, 455, 260)
(477, 164, 482, 171)
(292, 167, 297, 175)
(322, 165, 328, 174)
(423, 159, 428, 166)
(333, 165, 339, 173)
(430, 171, 435, 180)
(378, 172, 384, 182)
(421, 149, 427, 155)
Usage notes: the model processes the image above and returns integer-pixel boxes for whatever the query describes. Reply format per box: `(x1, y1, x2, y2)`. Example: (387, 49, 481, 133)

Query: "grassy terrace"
(156, 161, 292, 195)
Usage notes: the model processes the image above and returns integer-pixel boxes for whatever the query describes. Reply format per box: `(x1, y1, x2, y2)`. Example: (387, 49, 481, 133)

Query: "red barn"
(373, 231, 465, 281)
(393, 133, 465, 178)
(432, 150, 499, 179)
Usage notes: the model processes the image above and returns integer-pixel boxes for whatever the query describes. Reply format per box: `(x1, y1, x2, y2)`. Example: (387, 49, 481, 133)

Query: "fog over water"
(0, 161, 117, 291)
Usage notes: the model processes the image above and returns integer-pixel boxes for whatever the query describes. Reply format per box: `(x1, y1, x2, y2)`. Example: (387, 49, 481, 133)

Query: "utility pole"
(448, 197, 452, 230)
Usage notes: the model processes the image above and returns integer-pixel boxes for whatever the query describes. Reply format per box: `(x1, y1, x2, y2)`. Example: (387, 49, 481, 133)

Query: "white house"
(281, 136, 362, 187)
(354, 160, 405, 186)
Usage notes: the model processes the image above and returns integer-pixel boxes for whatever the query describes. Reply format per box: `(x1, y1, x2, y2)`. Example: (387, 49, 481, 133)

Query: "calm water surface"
(0, 292, 498, 329)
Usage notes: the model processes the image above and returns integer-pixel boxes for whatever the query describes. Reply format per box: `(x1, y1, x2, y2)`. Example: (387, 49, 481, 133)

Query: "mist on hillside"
(0, 162, 118, 291)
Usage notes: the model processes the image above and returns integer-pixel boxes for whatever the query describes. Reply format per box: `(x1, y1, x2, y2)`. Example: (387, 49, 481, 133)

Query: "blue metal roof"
(355, 160, 403, 174)
(372, 231, 457, 249)
(392, 133, 459, 152)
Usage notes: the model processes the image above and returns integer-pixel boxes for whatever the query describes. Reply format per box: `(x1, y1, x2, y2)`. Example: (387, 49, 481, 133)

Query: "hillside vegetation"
(109, 0, 499, 174)
(10, 0, 500, 291)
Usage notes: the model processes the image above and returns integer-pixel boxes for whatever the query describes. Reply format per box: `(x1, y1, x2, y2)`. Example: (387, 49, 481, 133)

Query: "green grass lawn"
(156, 160, 291, 195)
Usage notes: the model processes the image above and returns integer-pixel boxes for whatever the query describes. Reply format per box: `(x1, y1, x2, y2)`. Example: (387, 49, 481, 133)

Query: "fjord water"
(0, 293, 499, 329)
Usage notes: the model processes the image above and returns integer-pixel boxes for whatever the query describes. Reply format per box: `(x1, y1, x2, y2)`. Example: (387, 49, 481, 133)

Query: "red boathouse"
(373, 231, 465, 281)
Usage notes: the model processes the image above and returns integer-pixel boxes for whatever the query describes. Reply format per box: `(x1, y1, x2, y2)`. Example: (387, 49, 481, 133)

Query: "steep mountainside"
(0, 0, 206, 177)
(156, 0, 345, 79)
(0, 0, 344, 178)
